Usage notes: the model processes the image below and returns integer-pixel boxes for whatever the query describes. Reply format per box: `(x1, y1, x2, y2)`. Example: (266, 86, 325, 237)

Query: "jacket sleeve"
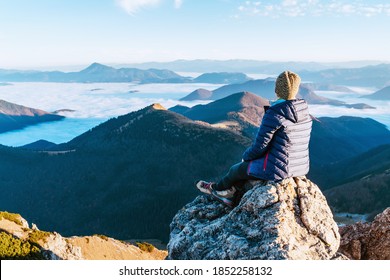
(242, 110, 282, 161)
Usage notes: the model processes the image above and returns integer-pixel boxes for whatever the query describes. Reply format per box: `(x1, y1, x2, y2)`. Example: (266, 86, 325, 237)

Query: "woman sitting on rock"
(196, 71, 312, 207)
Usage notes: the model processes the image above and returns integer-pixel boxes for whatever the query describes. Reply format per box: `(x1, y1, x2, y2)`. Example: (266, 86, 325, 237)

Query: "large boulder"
(338, 208, 390, 260)
(167, 176, 340, 260)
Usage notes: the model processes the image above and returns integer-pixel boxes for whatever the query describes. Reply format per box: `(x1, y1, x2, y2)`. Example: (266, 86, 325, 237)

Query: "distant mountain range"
(0, 63, 254, 84)
(3, 61, 390, 88)
(298, 85, 375, 109)
(299, 64, 390, 87)
(180, 79, 375, 109)
(363, 86, 390, 100)
(302, 83, 355, 93)
(0, 63, 190, 83)
(192, 72, 252, 84)
(0, 100, 64, 133)
(115, 59, 386, 73)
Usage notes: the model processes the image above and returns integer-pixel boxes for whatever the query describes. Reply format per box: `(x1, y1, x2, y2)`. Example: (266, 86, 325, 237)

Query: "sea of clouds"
(0, 82, 221, 118)
(0, 82, 388, 146)
(0, 82, 219, 146)
(309, 90, 390, 127)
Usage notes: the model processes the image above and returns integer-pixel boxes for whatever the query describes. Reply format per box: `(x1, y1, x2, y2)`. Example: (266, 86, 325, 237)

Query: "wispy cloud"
(116, 0, 184, 15)
(236, 0, 390, 18)
(174, 0, 183, 9)
(116, 0, 160, 15)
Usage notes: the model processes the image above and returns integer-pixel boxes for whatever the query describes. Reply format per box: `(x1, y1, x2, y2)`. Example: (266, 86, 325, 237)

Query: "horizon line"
(1, 59, 390, 72)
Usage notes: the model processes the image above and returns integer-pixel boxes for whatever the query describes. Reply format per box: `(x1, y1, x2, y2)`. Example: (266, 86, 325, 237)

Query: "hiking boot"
(196, 180, 236, 196)
(211, 190, 234, 208)
(195, 180, 215, 195)
(196, 180, 236, 208)
(215, 187, 236, 198)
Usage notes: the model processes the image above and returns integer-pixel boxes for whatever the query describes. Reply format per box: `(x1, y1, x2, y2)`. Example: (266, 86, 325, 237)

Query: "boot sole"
(211, 191, 234, 208)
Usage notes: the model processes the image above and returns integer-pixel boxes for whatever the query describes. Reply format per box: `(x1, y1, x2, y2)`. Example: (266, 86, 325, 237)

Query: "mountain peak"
(363, 85, 390, 100)
(150, 103, 166, 111)
(171, 91, 270, 137)
(193, 72, 252, 84)
(89, 62, 108, 68)
(81, 63, 114, 73)
(180, 88, 213, 101)
(222, 91, 269, 107)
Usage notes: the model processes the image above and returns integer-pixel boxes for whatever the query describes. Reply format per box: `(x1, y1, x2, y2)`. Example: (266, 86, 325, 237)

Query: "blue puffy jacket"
(242, 99, 312, 181)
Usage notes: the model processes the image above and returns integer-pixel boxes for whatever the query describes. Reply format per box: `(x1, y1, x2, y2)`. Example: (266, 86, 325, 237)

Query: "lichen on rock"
(167, 176, 340, 260)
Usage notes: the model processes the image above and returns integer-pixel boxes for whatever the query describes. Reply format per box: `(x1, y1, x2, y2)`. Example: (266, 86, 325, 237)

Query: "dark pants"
(215, 161, 259, 191)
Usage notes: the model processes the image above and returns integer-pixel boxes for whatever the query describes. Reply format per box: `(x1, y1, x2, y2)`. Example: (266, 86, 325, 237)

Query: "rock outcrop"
(0, 212, 167, 260)
(168, 177, 340, 260)
(41, 232, 83, 260)
(338, 208, 390, 260)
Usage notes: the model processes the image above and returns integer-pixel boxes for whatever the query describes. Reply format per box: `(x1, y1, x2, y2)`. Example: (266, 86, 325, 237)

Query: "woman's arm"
(242, 111, 281, 161)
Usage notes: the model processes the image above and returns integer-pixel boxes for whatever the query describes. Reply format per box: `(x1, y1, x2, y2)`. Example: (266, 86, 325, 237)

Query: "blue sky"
(1, 0, 390, 69)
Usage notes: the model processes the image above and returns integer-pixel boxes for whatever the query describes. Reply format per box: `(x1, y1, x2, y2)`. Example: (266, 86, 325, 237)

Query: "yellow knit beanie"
(275, 71, 301, 100)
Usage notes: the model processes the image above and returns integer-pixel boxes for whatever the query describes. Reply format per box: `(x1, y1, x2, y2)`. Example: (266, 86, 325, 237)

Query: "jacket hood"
(269, 99, 308, 123)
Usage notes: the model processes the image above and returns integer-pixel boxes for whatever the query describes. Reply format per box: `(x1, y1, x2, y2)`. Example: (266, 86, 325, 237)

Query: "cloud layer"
(237, 0, 390, 17)
(0, 82, 388, 147)
(0, 81, 216, 146)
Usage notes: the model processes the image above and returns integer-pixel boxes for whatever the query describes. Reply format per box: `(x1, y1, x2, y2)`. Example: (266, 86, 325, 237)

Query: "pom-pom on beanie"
(275, 71, 301, 100)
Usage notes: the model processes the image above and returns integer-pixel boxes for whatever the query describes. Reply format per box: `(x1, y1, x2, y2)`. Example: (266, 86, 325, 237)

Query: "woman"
(196, 71, 312, 207)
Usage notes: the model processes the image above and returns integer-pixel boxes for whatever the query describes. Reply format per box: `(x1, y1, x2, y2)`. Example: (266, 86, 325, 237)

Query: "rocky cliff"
(168, 177, 341, 260)
(338, 208, 390, 260)
(0, 212, 167, 260)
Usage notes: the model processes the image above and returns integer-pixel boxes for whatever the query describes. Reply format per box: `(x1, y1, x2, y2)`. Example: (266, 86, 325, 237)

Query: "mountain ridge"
(299, 63, 390, 87)
(172, 92, 269, 137)
(0, 99, 64, 133)
(0, 63, 190, 84)
(310, 144, 390, 188)
(193, 72, 252, 84)
(363, 86, 390, 100)
(179, 79, 375, 109)
(172, 93, 389, 168)
(114, 59, 387, 73)
(308, 116, 390, 166)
